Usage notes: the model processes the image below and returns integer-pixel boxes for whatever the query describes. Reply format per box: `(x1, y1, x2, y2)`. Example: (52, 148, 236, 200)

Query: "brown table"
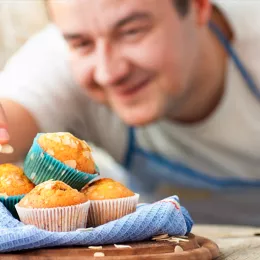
(192, 225, 260, 260)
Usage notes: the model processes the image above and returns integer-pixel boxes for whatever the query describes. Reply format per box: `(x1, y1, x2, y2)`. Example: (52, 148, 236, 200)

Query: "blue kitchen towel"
(0, 195, 193, 252)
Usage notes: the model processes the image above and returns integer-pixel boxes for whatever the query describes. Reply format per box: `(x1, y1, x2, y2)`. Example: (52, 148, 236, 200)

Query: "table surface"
(192, 224, 260, 260)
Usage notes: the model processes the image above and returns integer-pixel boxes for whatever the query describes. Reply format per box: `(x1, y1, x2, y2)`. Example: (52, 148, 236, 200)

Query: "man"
(0, 0, 260, 225)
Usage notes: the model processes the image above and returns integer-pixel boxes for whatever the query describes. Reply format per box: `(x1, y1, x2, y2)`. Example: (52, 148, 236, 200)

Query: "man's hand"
(0, 104, 10, 145)
(0, 99, 39, 163)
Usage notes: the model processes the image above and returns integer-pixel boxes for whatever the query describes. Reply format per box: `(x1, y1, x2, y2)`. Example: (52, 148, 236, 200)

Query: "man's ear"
(192, 0, 212, 26)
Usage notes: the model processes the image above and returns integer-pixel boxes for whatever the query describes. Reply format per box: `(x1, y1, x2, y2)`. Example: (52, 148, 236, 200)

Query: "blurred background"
(0, 0, 129, 183)
(0, 0, 48, 69)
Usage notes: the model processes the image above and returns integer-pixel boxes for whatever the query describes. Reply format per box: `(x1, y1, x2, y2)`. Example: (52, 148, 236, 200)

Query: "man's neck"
(171, 6, 233, 124)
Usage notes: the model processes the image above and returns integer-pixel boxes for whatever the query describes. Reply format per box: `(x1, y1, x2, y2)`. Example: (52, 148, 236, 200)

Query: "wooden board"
(1, 234, 220, 260)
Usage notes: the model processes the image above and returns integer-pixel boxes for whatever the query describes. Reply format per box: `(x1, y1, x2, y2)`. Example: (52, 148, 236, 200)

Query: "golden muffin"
(16, 180, 91, 232)
(38, 132, 96, 174)
(19, 180, 88, 208)
(81, 178, 135, 200)
(81, 178, 139, 227)
(0, 164, 35, 196)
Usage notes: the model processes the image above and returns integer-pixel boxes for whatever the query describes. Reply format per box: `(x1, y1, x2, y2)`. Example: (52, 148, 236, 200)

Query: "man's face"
(50, 0, 204, 126)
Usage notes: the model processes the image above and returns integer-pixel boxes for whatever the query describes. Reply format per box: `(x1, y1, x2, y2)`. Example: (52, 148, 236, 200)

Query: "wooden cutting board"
(1, 234, 220, 260)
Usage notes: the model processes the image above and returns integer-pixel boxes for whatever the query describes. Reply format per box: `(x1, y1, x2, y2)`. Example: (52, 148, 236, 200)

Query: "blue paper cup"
(24, 134, 99, 190)
(0, 194, 24, 220)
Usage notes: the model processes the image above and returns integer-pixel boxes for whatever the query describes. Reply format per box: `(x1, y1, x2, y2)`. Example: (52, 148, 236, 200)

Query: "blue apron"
(123, 22, 260, 226)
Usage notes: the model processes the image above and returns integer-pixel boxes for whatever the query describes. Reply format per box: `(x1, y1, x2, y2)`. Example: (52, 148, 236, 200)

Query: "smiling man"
(1, 0, 260, 225)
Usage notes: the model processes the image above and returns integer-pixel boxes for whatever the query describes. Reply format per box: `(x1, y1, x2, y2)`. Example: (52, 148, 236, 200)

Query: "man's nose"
(93, 42, 130, 86)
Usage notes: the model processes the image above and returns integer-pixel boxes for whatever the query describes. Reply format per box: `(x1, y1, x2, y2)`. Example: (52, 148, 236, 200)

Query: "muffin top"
(0, 164, 35, 196)
(18, 180, 88, 208)
(81, 178, 135, 200)
(38, 132, 96, 174)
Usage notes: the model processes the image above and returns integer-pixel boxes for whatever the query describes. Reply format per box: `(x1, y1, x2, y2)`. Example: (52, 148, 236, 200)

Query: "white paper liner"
(88, 193, 139, 227)
(15, 200, 90, 232)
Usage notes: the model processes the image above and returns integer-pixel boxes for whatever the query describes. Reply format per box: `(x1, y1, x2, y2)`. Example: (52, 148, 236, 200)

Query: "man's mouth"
(112, 77, 151, 101)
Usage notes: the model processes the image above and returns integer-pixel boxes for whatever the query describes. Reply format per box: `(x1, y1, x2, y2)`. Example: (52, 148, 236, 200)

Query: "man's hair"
(45, 0, 190, 17)
(172, 0, 190, 16)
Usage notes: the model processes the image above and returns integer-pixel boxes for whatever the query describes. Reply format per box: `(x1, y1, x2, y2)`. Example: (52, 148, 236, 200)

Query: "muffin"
(81, 178, 139, 227)
(0, 164, 35, 219)
(38, 133, 96, 173)
(23, 133, 99, 189)
(15, 180, 90, 232)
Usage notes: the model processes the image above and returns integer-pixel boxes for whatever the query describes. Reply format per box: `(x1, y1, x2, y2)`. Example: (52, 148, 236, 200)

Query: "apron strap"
(124, 22, 259, 173)
(209, 21, 260, 99)
(124, 127, 135, 169)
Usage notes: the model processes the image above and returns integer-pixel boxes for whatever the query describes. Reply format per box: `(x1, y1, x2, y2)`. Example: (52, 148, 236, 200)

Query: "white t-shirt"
(1, 1, 260, 225)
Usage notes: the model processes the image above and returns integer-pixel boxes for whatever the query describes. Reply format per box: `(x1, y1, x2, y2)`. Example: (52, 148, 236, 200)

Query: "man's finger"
(0, 104, 10, 144)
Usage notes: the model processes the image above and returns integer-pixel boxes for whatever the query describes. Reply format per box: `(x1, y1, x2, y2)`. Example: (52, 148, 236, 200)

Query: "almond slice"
(52, 136, 61, 143)
(0, 144, 14, 154)
(152, 234, 169, 240)
(114, 244, 132, 249)
(70, 142, 77, 148)
(62, 137, 71, 146)
(169, 237, 189, 242)
(83, 151, 90, 159)
(93, 252, 105, 257)
(76, 227, 94, 232)
(88, 246, 103, 250)
(174, 245, 184, 253)
(46, 149, 54, 156)
(64, 160, 77, 169)
(177, 236, 189, 239)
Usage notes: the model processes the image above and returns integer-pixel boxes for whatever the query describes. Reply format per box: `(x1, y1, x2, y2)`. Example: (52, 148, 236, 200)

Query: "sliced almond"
(23, 198, 29, 206)
(76, 227, 94, 232)
(56, 132, 66, 136)
(152, 234, 169, 240)
(0, 144, 14, 154)
(174, 245, 184, 253)
(114, 244, 132, 249)
(93, 252, 105, 257)
(70, 141, 77, 149)
(53, 136, 61, 143)
(177, 236, 189, 239)
(64, 160, 77, 169)
(46, 149, 54, 156)
(62, 137, 71, 146)
(169, 237, 189, 242)
(44, 183, 55, 190)
(83, 151, 90, 159)
(88, 246, 103, 250)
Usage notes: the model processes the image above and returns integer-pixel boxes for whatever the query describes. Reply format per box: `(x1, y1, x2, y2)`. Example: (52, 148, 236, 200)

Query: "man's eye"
(120, 27, 148, 39)
(70, 41, 94, 55)
(122, 28, 143, 36)
(73, 41, 92, 49)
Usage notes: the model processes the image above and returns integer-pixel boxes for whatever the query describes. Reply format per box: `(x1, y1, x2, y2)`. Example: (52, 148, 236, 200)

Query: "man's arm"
(0, 25, 75, 163)
(0, 99, 39, 163)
